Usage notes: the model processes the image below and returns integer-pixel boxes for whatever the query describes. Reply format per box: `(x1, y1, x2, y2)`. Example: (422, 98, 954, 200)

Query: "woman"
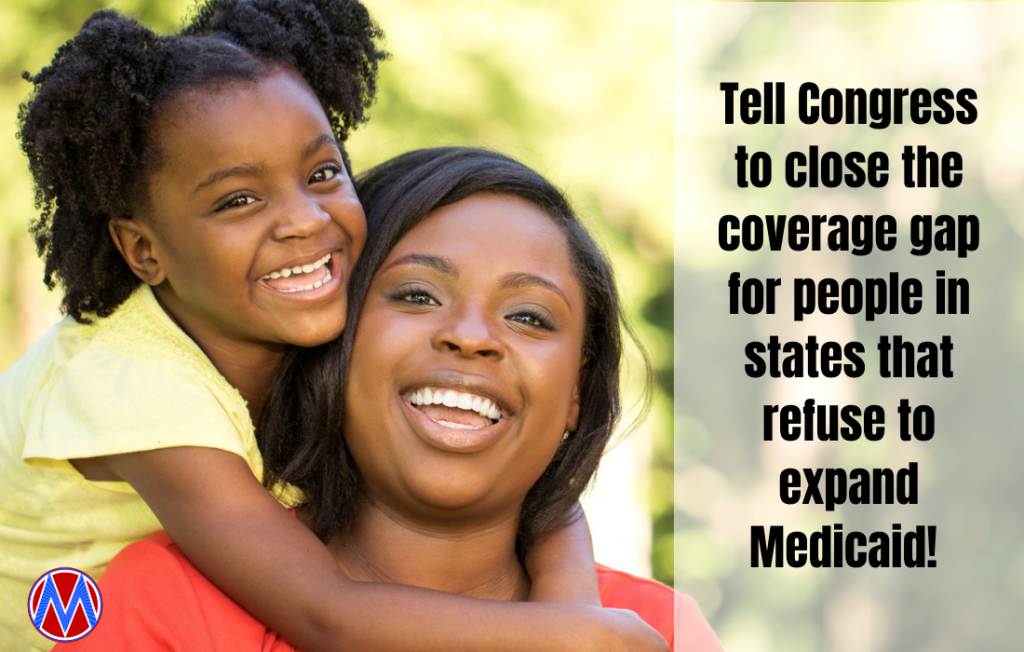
(59, 148, 721, 651)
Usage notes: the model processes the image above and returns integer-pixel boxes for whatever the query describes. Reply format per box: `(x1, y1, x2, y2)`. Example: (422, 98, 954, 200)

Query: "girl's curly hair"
(18, 0, 386, 322)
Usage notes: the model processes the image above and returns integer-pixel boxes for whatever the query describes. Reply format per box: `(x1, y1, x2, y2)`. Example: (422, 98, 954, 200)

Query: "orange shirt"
(57, 532, 722, 651)
(595, 563, 722, 651)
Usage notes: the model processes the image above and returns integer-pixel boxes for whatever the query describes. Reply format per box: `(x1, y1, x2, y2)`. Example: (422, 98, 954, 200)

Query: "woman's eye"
(508, 311, 552, 330)
(220, 195, 256, 210)
(399, 290, 439, 306)
(309, 166, 340, 183)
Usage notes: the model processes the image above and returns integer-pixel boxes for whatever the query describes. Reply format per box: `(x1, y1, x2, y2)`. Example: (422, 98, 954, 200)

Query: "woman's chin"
(395, 473, 519, 519)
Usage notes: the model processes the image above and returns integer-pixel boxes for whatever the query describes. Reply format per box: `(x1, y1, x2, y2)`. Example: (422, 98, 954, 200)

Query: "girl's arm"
(524, 505, 602, 606)
(94, 447, 669, 652)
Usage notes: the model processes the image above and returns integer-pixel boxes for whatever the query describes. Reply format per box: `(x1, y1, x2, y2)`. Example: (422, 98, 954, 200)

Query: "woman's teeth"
(261, 253, 332, 293)
(408, 388, 502, 422)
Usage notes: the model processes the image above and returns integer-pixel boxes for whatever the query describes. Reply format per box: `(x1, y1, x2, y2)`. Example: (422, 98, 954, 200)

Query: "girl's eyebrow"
(302, 133, 340, 160)
(499, 272, 571, 309)
(191, 134, 339, 196)
(192, 162, 267, 195)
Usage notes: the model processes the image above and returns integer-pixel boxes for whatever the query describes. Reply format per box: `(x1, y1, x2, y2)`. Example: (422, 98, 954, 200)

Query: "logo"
(27, 568, 102, 642)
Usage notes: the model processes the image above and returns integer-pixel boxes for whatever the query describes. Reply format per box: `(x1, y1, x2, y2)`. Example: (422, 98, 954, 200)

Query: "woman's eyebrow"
(379, 254, 458, 277)
(499, 272, 571, 309)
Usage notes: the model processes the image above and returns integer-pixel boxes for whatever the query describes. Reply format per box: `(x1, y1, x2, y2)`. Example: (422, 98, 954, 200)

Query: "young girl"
(1, 1, 663, 650)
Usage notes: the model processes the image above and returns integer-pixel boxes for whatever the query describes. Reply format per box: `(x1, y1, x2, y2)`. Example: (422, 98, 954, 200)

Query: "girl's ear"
(565, 357, 588, 432)
(109, 218, 166, 286)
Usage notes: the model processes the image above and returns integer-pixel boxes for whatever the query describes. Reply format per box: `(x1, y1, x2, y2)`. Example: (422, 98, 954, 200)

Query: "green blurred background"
(0, 0, 675, 615)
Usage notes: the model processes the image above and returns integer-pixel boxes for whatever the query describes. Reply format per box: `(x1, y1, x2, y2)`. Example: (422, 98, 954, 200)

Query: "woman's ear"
(109, 218, 166, 286)
(565, 357, 588, 432)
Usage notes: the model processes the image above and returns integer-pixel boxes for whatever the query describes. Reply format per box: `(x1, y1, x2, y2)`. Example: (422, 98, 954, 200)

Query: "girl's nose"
(272, 192, 330, 240)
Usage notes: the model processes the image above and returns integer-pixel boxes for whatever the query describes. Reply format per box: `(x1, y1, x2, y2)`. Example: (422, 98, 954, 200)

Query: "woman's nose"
(272, 192, 330, 240)
(431, 305, 505, 361)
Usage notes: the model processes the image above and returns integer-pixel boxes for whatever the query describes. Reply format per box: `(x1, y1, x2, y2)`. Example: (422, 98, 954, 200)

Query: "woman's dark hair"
(18, 0, 386, 322)
(261, 147, 652, 555)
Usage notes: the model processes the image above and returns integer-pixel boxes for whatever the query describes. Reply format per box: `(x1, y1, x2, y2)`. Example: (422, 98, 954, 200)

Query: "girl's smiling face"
(343, 193, 587, 525)
(119, 68, 365, 352)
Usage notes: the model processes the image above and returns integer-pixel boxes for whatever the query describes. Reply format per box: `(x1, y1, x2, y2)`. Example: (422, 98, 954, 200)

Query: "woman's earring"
(562, 430, 571, 442)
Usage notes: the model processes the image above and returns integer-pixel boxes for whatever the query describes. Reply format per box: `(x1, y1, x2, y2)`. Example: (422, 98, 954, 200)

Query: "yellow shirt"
(0, 285, 264, 650)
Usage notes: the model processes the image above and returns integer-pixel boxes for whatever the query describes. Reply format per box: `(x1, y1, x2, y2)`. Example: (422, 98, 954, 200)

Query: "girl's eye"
(309, 165, 341, 184)
(508, 310, 553, 330)
(220, 195, 256, 210)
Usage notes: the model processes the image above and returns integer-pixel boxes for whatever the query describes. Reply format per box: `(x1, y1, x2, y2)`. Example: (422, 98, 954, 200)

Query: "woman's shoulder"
(597, 564, 724, 652)
(57, 533, 292, 651)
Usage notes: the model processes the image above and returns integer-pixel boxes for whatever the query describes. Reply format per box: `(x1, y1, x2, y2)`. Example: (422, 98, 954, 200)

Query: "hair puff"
(18, 0, 386, 322)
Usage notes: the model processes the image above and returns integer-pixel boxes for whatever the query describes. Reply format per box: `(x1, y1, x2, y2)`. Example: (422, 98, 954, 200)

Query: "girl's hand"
(592, 607, 672, 652)
(83, 447, 672, 652)
(525, 504, 601, 605)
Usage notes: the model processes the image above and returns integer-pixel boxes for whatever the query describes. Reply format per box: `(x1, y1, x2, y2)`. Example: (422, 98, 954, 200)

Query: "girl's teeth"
(262, 253, 333, 281)
(263, 258, 333, 292)
(442, 391, 459, 408)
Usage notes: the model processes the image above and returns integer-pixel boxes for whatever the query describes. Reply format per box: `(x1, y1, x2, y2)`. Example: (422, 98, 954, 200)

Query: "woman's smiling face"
(344, 193, 587, 524)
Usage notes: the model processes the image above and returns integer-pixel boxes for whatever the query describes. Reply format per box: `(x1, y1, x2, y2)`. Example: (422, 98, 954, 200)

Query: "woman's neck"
(328, 501, 530, 601)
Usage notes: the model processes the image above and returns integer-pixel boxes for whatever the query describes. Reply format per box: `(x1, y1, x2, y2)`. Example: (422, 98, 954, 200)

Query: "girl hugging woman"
(60, 147, 723, 652)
